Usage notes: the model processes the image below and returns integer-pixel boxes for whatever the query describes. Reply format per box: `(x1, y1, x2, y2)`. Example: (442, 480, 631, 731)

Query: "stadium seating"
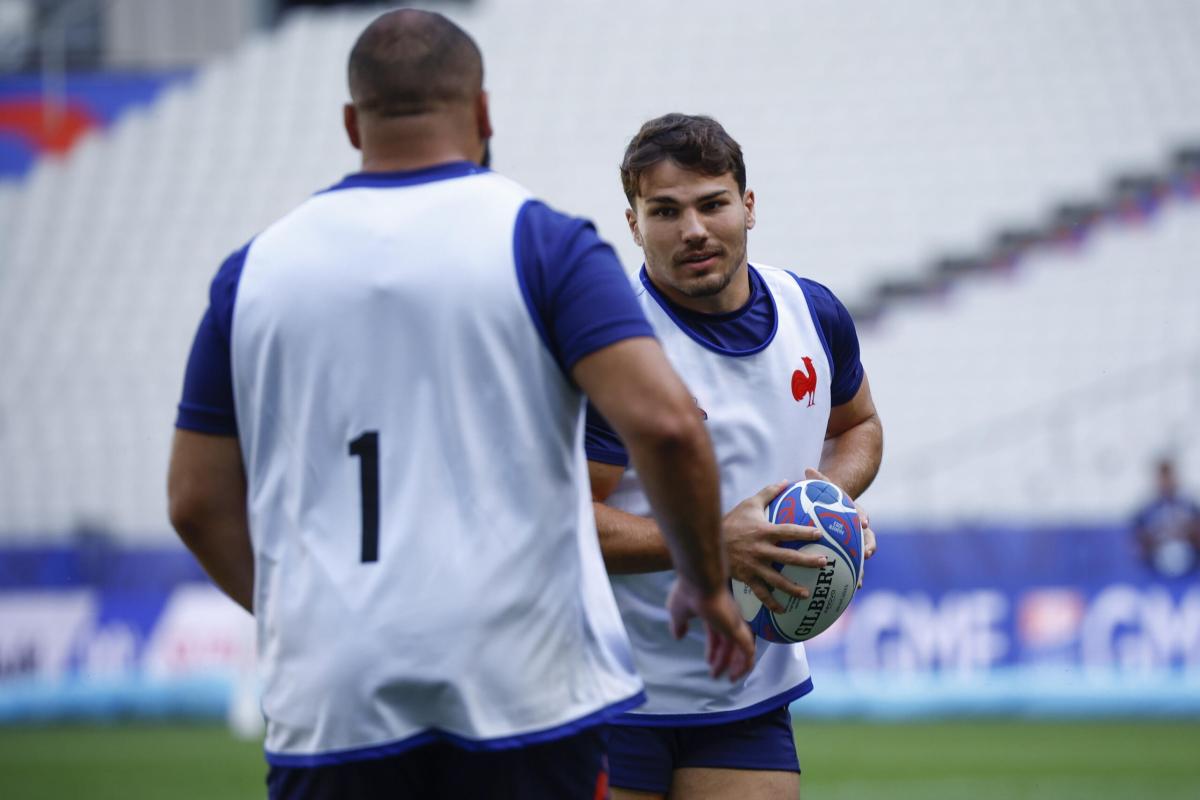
(861, 200, 1200, 523)
(1, 0, 1199, 537)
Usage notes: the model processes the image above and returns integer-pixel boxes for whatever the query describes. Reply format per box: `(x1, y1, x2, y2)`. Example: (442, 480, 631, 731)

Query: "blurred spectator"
(1132, 457, 1200, 577)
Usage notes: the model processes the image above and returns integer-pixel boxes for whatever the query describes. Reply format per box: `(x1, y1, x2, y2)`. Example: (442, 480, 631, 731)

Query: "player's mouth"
(677, 250, 722, 271)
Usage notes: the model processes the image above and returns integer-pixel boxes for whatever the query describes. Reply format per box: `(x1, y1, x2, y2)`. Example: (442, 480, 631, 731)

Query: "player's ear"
(475, 90, 493, 142)
(343, 103, 362, 151)
(743, 189, 756, 231)
(626, 207, 643, 247)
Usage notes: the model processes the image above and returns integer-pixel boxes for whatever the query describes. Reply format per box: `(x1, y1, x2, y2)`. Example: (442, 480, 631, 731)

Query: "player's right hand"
(666, 578, 756, 682)
(804, 467, 877, 589)
(723, 481, 826, 612)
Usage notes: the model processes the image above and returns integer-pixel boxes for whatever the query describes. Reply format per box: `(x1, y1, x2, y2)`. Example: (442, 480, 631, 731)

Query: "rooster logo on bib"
(791, 356, 817, 407)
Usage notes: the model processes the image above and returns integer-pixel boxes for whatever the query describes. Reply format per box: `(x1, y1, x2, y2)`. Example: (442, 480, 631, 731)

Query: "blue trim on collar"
(613, 677, 814, 727)
(638, 264, 778, 357)
(320, 161, 488, 193)
(263, 689, 647, 767)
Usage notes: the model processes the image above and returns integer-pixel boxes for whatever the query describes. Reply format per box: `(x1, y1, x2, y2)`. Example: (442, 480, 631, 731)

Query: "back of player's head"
(620, 114, 747, 206)
(348, 9, 483, 118)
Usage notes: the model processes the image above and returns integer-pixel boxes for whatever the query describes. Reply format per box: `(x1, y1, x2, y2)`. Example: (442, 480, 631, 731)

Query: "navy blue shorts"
(267, 729, 609, 800)
(604, 705, 799, 794)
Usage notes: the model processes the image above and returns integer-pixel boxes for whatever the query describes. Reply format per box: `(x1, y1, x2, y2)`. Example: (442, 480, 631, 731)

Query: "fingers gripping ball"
(732, 480, 863, 643)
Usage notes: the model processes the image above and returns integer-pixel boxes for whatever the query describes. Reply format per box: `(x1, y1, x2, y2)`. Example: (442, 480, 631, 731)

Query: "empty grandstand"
(2, 1, 1199, 765)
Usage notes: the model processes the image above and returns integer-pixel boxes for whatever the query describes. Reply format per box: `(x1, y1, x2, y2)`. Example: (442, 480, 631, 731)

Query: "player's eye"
(650, 207, 676, 218)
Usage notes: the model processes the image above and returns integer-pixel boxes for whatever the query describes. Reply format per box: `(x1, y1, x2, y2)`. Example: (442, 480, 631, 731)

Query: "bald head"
(348, 9, 483, 118)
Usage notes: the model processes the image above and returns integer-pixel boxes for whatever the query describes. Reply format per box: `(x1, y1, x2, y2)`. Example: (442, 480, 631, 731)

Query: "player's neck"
(358, 136, 481, 173)
(359, 152, 480, 173)
(357, 116, 485, 174)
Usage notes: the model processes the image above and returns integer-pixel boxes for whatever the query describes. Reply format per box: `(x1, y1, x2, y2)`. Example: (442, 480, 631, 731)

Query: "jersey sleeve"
(175, 244, 250, 435)
(513, 200, 654, 374)
(796, 277, 865, 406)
(584, 402, 630, 467)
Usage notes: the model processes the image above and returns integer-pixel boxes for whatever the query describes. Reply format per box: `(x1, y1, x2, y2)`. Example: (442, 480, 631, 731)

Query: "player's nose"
(680, 209, 707, 243)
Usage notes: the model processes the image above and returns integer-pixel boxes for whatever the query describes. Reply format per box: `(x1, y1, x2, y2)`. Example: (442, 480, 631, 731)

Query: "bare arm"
(572, 337, 754, 679)
(816, 374, 883, 568)
(591, 460, 823, 612)
(167, 429, 254, 613)
(820, 374, 883, 500)
(589, 461, 674, 573)
(573, 338, 725, 594)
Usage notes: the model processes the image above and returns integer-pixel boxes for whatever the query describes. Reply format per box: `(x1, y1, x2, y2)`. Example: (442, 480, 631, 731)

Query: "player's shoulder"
(515, 193, 599, 236)
(204, 240, 253, 310)
(455, 169, 536, 210)
(482, 169, 536, 200)
(750, 262, 791, 279)
(754, 263, 842, 303)
(751, 264, 858, 342)
(513, 194, 615, 270)
(758, 263, 844, 311)
(751, 262, 808, 288)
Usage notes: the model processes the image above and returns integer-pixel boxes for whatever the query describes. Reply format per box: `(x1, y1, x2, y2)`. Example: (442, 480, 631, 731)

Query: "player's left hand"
(724, 481, 826, 613)
(804, 467, 877, 588)
(666, 578, 756, 682)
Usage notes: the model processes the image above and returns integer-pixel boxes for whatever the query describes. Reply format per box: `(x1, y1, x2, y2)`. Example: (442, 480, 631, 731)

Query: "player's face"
(628, 160, 756, 314)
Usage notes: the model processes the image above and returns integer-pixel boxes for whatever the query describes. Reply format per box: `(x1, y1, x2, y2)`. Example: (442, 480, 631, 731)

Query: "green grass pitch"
(0, 720, 1197, 799)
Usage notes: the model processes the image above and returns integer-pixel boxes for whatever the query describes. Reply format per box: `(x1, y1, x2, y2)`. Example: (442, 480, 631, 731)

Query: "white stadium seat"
(1, 0, 1199, 537)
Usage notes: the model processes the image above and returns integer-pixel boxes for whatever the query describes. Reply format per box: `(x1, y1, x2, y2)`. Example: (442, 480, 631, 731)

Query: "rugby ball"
(732, 479, 863, 643)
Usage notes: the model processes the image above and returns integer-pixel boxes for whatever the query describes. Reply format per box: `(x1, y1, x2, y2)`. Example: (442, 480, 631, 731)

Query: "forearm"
(168, 431, 254, 613)
(174, 518, 255, 613)
(573, 338, 727, 595)
(820, 413, 883, 499)
(595, 502, 673, 573)
(625, 422, 727, 594)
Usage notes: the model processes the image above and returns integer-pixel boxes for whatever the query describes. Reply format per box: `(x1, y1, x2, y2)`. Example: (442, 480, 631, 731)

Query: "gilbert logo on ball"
(732, 479, 864, 643)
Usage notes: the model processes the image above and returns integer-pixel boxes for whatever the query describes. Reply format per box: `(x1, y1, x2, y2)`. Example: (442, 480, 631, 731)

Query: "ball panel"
(768, 488, 807, 526)
(814, 507, 863, 583)
(805, 481, 841, 504)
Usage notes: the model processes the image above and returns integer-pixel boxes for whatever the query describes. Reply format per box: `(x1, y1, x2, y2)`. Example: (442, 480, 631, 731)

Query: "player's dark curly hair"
(619, 114, 747, 206)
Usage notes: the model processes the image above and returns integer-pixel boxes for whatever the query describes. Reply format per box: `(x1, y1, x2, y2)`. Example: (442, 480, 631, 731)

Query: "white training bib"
(231, 169, 642, 761)
(608, 264, 833, 723)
